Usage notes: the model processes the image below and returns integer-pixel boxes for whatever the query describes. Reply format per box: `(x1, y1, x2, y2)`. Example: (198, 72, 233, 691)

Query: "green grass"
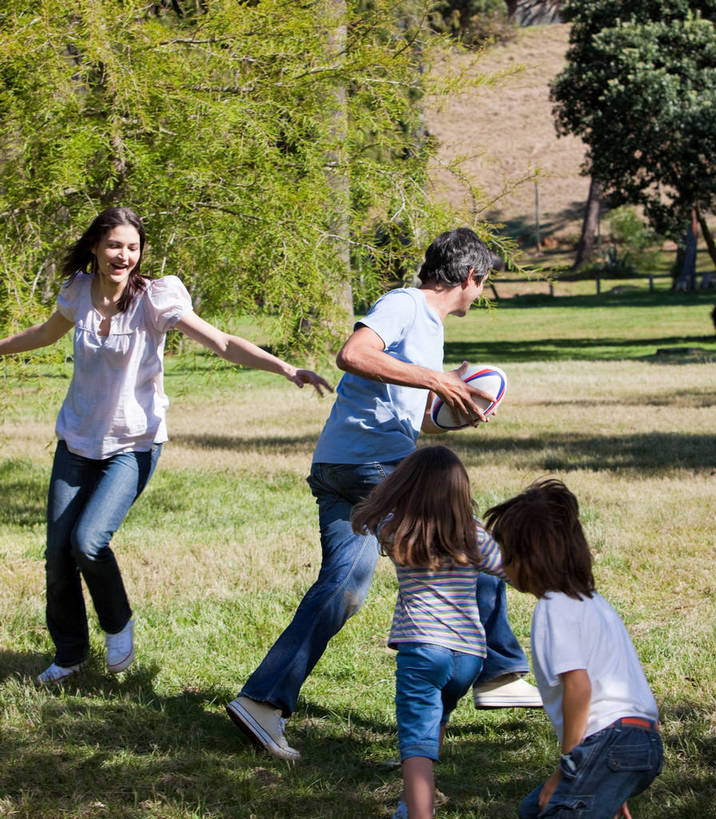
(1, 292, 715, 817)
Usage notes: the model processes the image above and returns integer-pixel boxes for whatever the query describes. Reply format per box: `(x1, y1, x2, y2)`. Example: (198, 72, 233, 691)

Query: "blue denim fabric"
(477, 572, 529, 682)
(241, 460, 529, 717)
(45, 440, 161, 666)
(395, 642, 483, 761)
(519, 721, 663, 818)
(241, 461, 396, 716)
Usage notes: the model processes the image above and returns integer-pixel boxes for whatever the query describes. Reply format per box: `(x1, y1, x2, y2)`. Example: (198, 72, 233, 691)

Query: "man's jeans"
(519, 720, 663, 818)
(241, 461, 528, 717)
(45, 440, 161, 667)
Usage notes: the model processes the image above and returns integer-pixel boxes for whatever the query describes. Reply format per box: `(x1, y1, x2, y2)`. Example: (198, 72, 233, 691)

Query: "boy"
(485, 479, 663, 818)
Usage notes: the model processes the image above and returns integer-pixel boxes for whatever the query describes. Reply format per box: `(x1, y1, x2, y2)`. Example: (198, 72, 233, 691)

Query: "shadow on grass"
(0, 656, 547, 818)
(452, 431, 716, 473)
(170, 433, 318, 455)
(446, 334, 716, 363)
(1, 662, 713, 818)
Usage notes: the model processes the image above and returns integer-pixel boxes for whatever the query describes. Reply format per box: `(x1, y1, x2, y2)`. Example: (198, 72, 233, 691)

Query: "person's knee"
(341, 585, 369, 620)
(342, 548, 379, 617)
(70, 525, 111, 565)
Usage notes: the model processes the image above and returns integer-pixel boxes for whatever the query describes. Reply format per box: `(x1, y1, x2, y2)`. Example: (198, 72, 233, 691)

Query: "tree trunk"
(674, 210, 698, 291)
(695, 207, 716, 269)
(573, 177, 601, 269)
(323, 0, 354, 333)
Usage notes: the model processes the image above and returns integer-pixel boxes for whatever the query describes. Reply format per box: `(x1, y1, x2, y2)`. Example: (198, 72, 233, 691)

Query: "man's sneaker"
(226, 696, 301, 761)
(35, 662, 83, 685)
(473, 673, 543, 708)
(105, 618, 134, 673)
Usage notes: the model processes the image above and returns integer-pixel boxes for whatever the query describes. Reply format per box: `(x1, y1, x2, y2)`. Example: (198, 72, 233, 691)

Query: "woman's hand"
(286, 368, 332, 396)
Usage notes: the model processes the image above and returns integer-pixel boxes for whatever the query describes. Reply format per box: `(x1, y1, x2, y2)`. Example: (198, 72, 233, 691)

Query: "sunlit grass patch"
(1, 297, 714, 817)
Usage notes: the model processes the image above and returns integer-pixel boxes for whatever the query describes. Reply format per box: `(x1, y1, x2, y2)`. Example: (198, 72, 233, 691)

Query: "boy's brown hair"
(483, 478, 595, 600)
(351, 446, 479, 569)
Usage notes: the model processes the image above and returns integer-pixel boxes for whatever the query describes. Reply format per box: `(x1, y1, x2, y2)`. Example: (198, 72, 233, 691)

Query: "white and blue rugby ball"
(430, 365, 507, 430)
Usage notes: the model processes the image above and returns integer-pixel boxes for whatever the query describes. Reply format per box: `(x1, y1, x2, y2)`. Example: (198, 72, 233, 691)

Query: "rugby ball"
(430, 365, 507, 430)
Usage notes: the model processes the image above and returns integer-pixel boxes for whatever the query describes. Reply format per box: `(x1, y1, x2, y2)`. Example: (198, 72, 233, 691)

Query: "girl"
(352, 445, 510, 819)
(0, 207, 331, 685)
(484, 478, 662, 819)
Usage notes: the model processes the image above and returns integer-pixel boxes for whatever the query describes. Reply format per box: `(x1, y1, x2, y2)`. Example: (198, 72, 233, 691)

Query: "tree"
(551, 1, 716, 274)
(0, 0, 487, 353)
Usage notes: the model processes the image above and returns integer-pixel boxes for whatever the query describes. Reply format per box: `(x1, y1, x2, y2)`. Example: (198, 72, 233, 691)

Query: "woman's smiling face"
(92, 224, 142, 287)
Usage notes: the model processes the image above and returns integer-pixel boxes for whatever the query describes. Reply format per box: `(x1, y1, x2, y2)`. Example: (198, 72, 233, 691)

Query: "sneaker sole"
(107, 646, 135, 674)
(474, 697, 543, 709)
(225, 701, 300, 761)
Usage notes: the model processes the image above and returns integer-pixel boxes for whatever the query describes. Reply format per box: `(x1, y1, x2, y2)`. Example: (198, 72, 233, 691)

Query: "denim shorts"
(395, 642, 483, 762)
(519, 718, 663, 818)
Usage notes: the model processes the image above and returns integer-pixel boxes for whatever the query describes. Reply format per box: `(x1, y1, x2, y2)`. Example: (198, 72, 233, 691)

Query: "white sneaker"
(105, 619, 134, 673)
(473, 673, 543, 708)
(35, 662, 83, 685)
(226, 696, 301, 761)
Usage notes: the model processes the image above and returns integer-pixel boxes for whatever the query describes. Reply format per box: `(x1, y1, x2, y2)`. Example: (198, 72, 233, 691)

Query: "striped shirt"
(388, 526, 508, 657)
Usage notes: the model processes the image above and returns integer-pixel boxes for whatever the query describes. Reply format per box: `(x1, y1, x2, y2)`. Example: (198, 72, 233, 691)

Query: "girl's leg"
(395, 644, 452, 819)
(440, 651, 484, 723)
(69, 446, 160, 634)
(403, 757, 434, 819)
(45, 442, 98, 666)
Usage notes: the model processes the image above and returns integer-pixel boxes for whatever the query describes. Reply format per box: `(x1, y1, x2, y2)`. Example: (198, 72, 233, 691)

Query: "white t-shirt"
(531, 591, 658, 745)
(312, 288, 444, 465)
(55, 273, 192, 459)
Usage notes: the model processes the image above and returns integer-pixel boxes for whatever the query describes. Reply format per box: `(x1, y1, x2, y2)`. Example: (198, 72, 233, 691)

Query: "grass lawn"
(1, 290, 715, 817)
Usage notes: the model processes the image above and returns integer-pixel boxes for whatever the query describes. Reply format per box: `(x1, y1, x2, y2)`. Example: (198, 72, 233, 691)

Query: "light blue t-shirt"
(312, 288, 444, 465)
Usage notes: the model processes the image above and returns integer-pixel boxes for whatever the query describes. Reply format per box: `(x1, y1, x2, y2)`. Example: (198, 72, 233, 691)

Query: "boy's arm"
(561, 668, 591, 752)
(538, 668, 591, 810)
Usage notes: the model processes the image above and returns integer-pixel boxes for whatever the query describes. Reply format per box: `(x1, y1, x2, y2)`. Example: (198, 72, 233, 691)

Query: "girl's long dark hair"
(62, 207, 148, 313)
(352, 446, 479, 569)
(484, 478, 595, 600)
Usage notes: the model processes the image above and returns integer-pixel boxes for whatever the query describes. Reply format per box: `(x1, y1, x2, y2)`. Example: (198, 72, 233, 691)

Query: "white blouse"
(55, 273, 192, 459)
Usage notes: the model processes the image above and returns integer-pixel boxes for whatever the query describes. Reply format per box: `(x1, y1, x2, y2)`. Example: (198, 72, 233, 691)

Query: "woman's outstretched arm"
(174, 311, 332, 396)
(0, 312, 74, 357)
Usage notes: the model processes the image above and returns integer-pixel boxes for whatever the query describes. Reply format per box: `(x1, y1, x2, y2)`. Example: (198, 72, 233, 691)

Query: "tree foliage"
(551, 1, 716, 238)
(0, 0, 495, 353)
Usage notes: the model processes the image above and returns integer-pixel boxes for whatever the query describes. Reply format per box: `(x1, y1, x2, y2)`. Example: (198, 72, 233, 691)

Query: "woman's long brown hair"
(352, 446, 479, 569)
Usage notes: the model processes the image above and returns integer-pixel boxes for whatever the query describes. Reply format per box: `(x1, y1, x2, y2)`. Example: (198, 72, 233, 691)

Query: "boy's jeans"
(519, 719, 663, 818)
(45, 440, 161, 667)
(241, 461, 529, 717)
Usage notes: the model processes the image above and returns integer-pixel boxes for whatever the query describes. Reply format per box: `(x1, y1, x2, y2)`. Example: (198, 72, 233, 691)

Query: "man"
(227, 228, 541, 760)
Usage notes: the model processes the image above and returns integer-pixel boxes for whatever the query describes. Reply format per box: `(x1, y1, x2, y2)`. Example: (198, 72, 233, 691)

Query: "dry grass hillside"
(427, 23, 589, 249)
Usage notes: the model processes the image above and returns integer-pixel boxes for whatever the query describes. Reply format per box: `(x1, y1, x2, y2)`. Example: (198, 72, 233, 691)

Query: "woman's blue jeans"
(241, 461, 528, 717)
(519, 721, 663, 818)
(45, 440, 160, 667)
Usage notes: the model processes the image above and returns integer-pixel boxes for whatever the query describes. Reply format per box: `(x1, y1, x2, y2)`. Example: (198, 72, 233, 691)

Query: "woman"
(0, 207, 331, 684)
